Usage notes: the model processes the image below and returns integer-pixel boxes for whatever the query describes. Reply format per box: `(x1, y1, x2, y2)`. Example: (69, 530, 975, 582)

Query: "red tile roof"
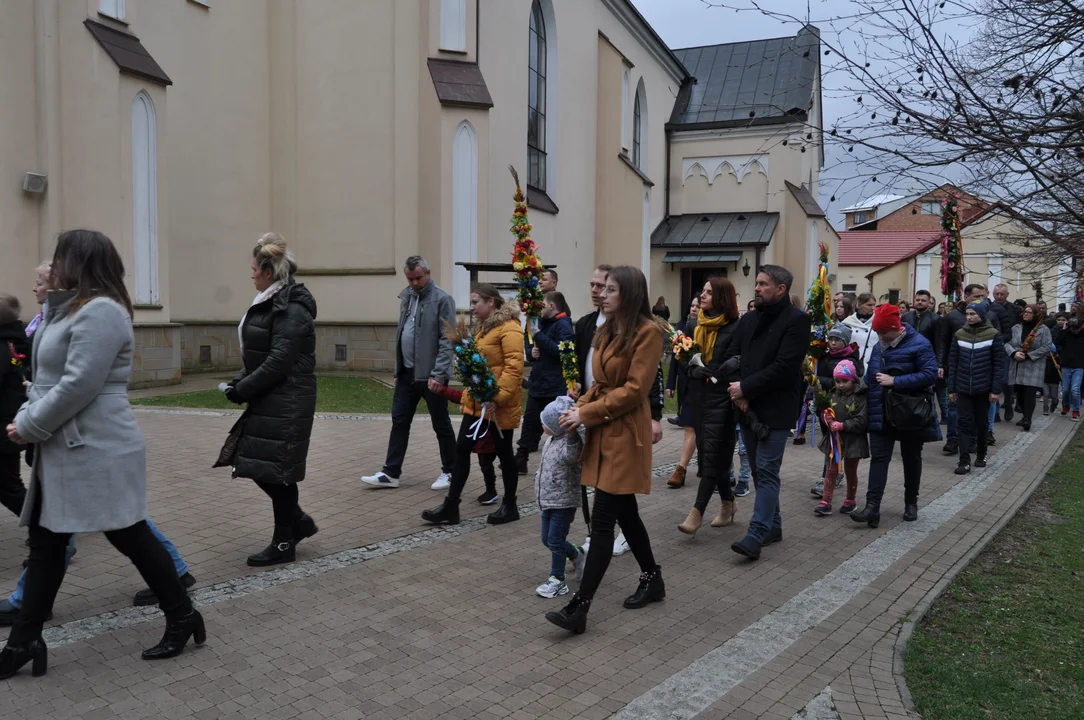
(837, 230, 940, 266)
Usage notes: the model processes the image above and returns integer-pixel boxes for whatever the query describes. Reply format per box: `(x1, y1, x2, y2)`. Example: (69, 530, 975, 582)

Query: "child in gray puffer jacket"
(534, 396, 587, 599)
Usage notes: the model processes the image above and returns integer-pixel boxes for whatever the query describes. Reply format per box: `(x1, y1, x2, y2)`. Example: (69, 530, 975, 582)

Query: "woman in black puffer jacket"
(221, 233, 319, 567)
(677, 276, 740, 536)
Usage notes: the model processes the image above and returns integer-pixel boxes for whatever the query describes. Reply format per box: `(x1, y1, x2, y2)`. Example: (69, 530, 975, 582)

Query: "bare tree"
(703, 0, 1084, 281)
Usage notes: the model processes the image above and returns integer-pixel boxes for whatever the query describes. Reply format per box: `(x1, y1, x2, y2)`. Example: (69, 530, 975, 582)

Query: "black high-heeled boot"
(0, 638, 48, 679)
(421, 497, 460, 524)
(850, 503, 881, 528)
(487, 496, 520, 525)
(623, 566, 666, 609)
(546, 594, 591, 634)
(292, 513, 319, 546)
(246, 526, 296, 567)
(142, 610, 206, 660)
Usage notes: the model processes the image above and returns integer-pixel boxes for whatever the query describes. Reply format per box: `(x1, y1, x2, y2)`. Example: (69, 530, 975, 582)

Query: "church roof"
(668, 26, 820, 129)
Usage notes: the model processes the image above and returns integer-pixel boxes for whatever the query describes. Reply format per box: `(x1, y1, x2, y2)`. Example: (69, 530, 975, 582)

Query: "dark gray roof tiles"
(669, 26, 819, 128)
(651, 212, 779, 248)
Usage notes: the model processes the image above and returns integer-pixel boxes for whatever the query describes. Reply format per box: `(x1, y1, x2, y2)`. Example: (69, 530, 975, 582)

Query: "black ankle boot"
(487, 497, 520, 525)
(0, 638, 48, 680)
(903, 503, 918, 522)
(546, 594, 591, 634)
(292, 513, 319, 546)
(142, 610, 206, 660)
(515, 451, 529, 476)
(623, 566, 665, 609)
(422, 497, 460, 524)
(850, 503, 880, 528)
(246, 526, 296, 567)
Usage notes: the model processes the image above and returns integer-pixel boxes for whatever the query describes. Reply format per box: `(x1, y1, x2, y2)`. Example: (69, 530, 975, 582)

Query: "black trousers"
(0, 452, 26, 518)
(577, 489, 656, 601)
(447, 415, 519, 502)
(517, 394, 556, 455)
(956, 393, 990, 462)
(693, 417, 737, 514)
(866, 430, 924, 508)
(10, 493, 192, 646)
(256, 482, 302, 528)
(382, 368, 457, 478)
(1015, 384, 1038, 423)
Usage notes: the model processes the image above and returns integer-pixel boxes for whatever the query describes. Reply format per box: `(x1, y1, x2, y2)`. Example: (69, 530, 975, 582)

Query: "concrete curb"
(891, 423, 1079, 716)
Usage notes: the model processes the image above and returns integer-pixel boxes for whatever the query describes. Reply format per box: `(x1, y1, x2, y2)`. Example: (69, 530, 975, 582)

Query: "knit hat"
(871, 304, 902, 333)
(966, 301, 988, 320)
(833, 359, 858, 381)
(827, 325, 852, 344)
(541, 395, 576, 437)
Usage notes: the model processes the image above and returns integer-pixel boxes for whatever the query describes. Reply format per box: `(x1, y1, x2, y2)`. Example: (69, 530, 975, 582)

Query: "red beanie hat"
(871, 304, 902, 333)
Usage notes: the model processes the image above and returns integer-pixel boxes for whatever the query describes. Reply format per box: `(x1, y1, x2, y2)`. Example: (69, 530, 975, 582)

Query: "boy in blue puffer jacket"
(947, 302, 1004, 474)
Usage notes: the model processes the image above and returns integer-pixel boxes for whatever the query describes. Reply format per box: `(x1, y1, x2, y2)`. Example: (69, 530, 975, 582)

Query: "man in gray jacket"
(362, 256, 457, 489)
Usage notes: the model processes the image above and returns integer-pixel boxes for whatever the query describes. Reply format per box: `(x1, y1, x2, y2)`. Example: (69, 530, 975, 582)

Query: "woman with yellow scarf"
(677, 276, 742, 536)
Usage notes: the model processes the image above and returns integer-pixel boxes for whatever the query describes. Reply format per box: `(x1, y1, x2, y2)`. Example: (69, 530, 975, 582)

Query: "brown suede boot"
(667, 465, 687, 489)
(711, 500, 736, 527)
(677, 508, 702, 535)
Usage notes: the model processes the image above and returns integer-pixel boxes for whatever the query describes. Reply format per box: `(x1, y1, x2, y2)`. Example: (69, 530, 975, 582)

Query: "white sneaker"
(613, 532, 630, 556)
(570, 545, 587, 580)
(536, 576, 569, 598)
(582, 536, 591, 555)
(431, 472, 451, 490)
(360, 472, 400, 488)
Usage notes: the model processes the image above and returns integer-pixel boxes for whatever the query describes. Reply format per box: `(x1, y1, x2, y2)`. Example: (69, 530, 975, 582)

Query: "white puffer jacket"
(842, 313, 877, 371)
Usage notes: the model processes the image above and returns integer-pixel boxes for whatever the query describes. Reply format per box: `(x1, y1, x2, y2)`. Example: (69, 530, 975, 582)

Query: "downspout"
(664, 127, 672, 220)
(475, 0, 480, 60)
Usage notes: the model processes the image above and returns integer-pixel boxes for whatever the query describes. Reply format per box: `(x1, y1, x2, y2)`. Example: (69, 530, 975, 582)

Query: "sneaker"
(431, 472, 451, 491)
(734, 482, 751, 497)
(1062, 405, 1070, 416)
(987, 432, 996, 446)
(942, 441, 959, 455)
(570, 545, 586, 580)
(360, 472, 400, 488)
(975, 455, 987, 468)
(1074, 412, 1081, 422)
(581, 536, 591, 555)
(477, 489, 500, 505)
(834, 475, 844, 488)
(613, 532, 630, 556)
(810, 481, 824, 498)
(793, 436, 806, 445)
(536, 576, 569, 598)
(954, 463, 970, 475)
(814, 501, 832, 516)
(1043, 407, 1051, 416)
(839, 500, 857, 515)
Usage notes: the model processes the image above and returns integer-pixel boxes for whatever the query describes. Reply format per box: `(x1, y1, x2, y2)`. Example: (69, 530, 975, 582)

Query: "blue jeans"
(1063, 368, 1084, 413)
(729, 425, 752, 484)
(945, 395, 958, 443)
(988, 400, 998, 433)
(9, 517, 188, 607)
(540, 508, 578, 580)
(739, 424, 788, 543)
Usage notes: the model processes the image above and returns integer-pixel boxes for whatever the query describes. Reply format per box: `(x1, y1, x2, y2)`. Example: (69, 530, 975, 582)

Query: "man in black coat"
(721, 265, 811, 561)
(992, 284, 1021, 420)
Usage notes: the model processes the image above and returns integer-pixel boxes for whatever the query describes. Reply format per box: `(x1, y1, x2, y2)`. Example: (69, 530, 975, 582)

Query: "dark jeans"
(447, 415, 519, 502)
(10, 494, 192, 646)
(0, 452, 26, 518)
(1015, 384, 1038, 423)
(517, 394, 556, 455)
(256, 481, 302, 528)
(866, 430, 924, 509)
(740, 424, 789, 543)
(956, 393, 990, 462)
(578, 490, 656, 601)
(382, 368, 456, 478)
(540, 508, 578, 579)
(945, 393, 959, 443)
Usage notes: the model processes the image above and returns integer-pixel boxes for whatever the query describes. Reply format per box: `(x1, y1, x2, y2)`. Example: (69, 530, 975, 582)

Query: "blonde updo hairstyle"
(253, 232, 297, 284)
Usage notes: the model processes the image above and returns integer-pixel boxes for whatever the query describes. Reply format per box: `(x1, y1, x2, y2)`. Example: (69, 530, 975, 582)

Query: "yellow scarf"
(693, 309, 729, 364)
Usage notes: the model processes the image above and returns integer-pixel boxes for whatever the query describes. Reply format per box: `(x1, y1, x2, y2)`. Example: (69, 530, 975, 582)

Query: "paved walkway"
(0, 406, 1074, 719)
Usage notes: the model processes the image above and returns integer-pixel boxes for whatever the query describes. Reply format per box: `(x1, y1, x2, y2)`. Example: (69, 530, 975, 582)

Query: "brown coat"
(460, 302, 524, 430)
(577, 319, 663, 495)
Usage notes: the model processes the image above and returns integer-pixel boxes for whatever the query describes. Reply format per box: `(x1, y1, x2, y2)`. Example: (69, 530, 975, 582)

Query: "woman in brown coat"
(422, 284, 524, 525)
(546, 266, 665, 634)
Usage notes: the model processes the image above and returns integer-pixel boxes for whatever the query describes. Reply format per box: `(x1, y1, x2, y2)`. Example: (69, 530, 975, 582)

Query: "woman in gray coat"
(1, 230, 203, 681)
(1005, 304, 1052, 431)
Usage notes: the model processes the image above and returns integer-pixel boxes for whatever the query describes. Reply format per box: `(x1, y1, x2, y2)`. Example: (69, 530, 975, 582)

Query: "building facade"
(2, 0, 827, 386)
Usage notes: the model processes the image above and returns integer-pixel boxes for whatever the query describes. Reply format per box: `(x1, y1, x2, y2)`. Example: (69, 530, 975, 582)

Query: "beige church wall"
(681, 170, 770, 216)
(428, 0, 479, 63)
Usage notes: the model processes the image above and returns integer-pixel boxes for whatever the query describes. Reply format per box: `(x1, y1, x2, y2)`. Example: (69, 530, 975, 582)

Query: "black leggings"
(447, 415, 518, 502)
(10, 495, 192, 646)
(1015, 384, 1038, 423)
(257, 482, 301, 528)
(0, 452, 26, 518)
(577, 489, 656, 601)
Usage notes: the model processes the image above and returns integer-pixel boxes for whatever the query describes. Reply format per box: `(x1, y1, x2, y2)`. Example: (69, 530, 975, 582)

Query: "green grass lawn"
(903, 428, 1084, 720)
(134, 369, 680, 416)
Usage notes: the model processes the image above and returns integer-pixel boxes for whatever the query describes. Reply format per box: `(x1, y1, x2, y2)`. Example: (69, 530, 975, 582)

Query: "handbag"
(885, 388, 933, 432)
(213, 410, 250, 468)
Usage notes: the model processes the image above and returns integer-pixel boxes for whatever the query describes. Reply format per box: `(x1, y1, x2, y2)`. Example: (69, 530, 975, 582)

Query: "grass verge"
(903, 426, 1084, 720)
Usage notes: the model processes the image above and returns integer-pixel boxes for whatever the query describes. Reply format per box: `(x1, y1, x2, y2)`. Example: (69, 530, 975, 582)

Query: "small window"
(335, 345, 348, 363)
(632, 91, 642, 169)
(621, 69, 631, 151)
(100, 0, 126, 20)
(199, 346, 211, 365)
(888, 289, 901, 304)
(852, 211, 868, 224)
(842, 284, 857, 293)
(921, 200, 940, 215)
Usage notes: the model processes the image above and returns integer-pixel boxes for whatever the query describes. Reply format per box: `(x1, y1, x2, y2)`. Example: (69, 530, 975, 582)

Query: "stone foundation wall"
(131, 324, 183, 388)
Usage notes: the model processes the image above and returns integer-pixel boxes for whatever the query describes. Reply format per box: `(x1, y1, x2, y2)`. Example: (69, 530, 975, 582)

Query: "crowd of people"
(0, 226, 1074, 678)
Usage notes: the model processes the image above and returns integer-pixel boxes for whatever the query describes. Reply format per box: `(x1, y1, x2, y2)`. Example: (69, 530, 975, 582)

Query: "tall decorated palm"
(508, 166, 545, 340)
(939, 196, 965, 304)
(804, 241, 835, 411)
